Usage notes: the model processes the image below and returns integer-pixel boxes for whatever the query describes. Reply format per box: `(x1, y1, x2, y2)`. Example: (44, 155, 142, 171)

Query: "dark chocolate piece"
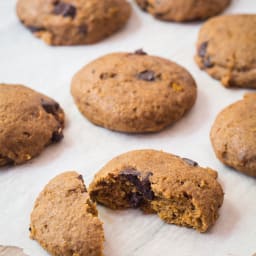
(134, 49, 147, 55)
(41, 99, 60, 115)
(53, 2, 77, 19)
(27, 26, 45, 33)
(120, 168, 154, 207)
(198, 42, 208, 58)
(51, 129, 63, 143)
(182, 158, 199, 167)
(137, 70, 156, 81)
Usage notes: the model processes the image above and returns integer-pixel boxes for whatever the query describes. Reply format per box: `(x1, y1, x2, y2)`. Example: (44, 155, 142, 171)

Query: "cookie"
(71, 50, 197, 133)
(30, 171, 104, 256)
(89, 150, 224, 232)
(136, 0, 230, 22)
(211, 94, 256, 177)
(0, 84, 64, 166)
(16, 0, 131, 45)
(195, 15, 256, 88)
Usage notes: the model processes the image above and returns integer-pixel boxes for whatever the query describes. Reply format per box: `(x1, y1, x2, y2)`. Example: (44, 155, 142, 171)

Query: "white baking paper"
(0, 0, 255, 255)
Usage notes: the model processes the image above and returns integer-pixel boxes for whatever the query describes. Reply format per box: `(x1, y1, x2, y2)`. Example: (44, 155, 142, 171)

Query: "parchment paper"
(0, 0, 255, 255)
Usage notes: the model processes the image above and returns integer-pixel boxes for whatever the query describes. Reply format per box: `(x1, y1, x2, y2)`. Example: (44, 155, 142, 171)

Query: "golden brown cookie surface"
(136, 0, 230, 22)
(0, 84, 64, 166)
(30, 171, 104, 256)
(211, 94, 256, 177)
(71, 50, 197, 133)
(195, 15, 256, 88)
(16, 0, 131, 45)
(89, 150, 224, 232)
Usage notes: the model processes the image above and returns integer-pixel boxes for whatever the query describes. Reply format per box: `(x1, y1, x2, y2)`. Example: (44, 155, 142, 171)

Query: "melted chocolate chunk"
(137, 70, 156, 81)
(198, 42, 214, 68)
(182, 158, 198, 167)
(203, 57, 213, 68)
(129, 192, 144, 208)
(120, 168, 154, 207)
(41, 99, 60, 115)
(140, 172, 154, 200)
(51, 129, 63, 143)
(53, 2, 77, 18)
(77, 174, 84, 182)
(134, 49, 147, 55)
(198, 42, 208, 58)
(27, 26, 45, 33)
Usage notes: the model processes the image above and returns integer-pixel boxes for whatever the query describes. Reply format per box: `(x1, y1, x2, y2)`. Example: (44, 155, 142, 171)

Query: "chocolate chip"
(129, 192, 144, 208)
(29, 227, 31, 232)
(140, 172, 154, 200)
(198, 42, 214, 68)
(198, 42, 208, 58)
(134, 49, 147, 55)
(203, 57, 214, 68)
(137, 70, 156, 81)
(53, 2, 76, 18)
(27, 26, 45, 33)
(182, 158, 198, 167)
(41, 99, 60, 115)
(51, 129, 63, 143)
(121, 168, 140, 176)
(120, 168, 154, 208)
(77, 175, 84, 182)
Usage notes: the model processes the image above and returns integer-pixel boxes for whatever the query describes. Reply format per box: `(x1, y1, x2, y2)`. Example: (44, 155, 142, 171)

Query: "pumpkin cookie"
(89, 150, 224, 232)
(211, 94, 256, 177)
(30, 171, 104, 256)
(195, 15, 256, 88)
(16, 0, 131, 45)
(71, 50, 197, 133)
(0, 84, 64, 166)
(136, 0, 230, 22)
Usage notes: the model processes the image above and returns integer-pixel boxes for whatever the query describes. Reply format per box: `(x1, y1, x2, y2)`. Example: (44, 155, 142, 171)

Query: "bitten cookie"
(195, 15, 256, 88)
(136, 0, 230, 22)
(71, 50, 197, 133)
(30, 171, 104, 256)
(89, 150, 224, 232)
(0, 84, 64, 166)
(211, 94, 256, 177)
(16, 0, 131, 45)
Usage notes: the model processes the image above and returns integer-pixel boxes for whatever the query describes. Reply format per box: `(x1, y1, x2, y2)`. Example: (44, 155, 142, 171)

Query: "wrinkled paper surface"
(0, 0, 256, 255)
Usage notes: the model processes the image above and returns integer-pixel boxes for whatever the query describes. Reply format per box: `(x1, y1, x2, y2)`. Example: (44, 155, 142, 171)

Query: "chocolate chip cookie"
(30, 171, 104, 256)
(16, 0, 131, 45)
(89, 150, 224, 232)
(195, 15, 256, 88)
(0, 84, 64, 166)
(71, 50, 197, 133)
(211, 94, 256, 177)
(136, 0, 230, 22)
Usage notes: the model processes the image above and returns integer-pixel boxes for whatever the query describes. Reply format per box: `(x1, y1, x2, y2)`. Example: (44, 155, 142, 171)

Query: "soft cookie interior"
(89, 168, 216, 232)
